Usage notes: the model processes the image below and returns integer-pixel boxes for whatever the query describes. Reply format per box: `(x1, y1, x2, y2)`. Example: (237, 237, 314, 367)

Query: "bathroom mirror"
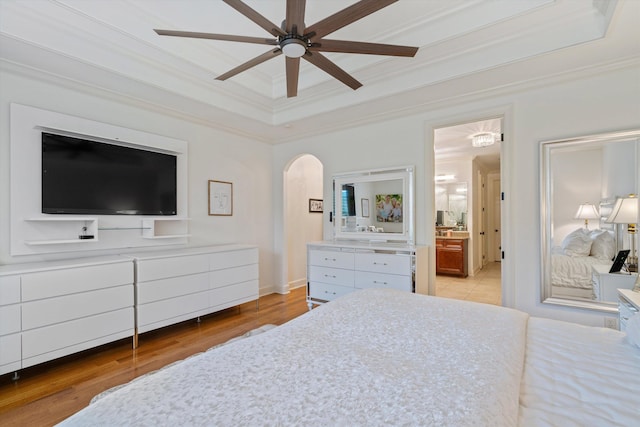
(435, 182, 467, 230)
(333, 166, 414, 243)
(540, 129, 640, 312)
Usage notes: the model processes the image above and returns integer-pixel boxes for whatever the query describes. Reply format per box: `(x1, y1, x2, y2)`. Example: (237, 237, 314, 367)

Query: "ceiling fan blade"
(285, 57, 300, 98)
(216, 48, 282, 81)
(286, 0, 306, 34)
(309, 39, 418, 57)
(304, 0, 397, 40)
(154, 29, 277, 46)
(302, 51, 362, 91)
(223, 0, 286, 37)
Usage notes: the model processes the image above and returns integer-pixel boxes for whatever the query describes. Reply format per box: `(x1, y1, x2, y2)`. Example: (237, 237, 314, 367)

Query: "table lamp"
(606, 194, 638, 273)
(574, 202, 600, 229)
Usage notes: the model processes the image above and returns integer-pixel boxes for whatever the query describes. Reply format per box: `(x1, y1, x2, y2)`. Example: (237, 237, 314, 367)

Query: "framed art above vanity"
(540, 129, 640, 312)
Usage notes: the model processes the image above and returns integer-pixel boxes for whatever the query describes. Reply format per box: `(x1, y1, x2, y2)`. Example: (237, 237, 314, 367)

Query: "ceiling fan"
(154, 0, 419, 98)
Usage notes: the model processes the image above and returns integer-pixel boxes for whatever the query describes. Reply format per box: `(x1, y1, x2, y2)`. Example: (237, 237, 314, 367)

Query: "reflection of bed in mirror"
(551, 210, 616, 301)
(550, 246, 611, 300)
(541, 129, 640, 311)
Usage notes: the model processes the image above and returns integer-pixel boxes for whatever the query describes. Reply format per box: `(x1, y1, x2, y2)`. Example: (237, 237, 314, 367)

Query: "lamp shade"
(606, 194, 638, 224)
(574, 203, 600, 220)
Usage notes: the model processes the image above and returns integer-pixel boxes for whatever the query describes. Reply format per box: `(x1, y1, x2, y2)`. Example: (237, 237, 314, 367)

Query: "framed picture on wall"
(309, 198, 323, 213)
(208, 180, 233, 216)
(361, 198, 370, 217)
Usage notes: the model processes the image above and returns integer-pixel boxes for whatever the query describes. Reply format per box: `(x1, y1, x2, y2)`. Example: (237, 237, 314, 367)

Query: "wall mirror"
(435, 182, 467, 230)
(541, 129, 640, 312)
(333, 166, 414, 244)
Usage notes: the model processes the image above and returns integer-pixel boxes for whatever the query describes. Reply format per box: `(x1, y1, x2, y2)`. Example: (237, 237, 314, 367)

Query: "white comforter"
(59, 289, 529, 426)
(551, 249, 609, 290)
(519, 317, 640, 426)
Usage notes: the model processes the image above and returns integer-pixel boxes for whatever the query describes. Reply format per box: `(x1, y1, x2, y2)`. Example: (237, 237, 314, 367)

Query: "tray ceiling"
(1, 0, 636, 143)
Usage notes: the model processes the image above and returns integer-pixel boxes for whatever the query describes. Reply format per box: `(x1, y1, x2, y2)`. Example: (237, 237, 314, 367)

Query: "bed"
(58, 288, 640, 426)
(551, 227, 616, 300)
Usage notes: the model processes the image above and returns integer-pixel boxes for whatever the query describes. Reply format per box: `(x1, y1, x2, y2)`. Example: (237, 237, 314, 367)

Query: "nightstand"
(591, 265, 637, 302)
(617, 289, 640, 332)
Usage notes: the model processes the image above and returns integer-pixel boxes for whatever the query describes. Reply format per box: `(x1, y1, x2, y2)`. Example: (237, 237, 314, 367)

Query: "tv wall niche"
(9, 103, 189, 257)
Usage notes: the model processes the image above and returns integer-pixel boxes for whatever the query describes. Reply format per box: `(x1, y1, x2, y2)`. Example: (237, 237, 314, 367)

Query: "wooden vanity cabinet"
(436, 238, 468, 277)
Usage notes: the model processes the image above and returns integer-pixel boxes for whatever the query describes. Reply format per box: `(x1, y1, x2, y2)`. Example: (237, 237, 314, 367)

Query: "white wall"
(2, 52, 639, 327)
(551, 148, 603, 246)
(273, 63, 640, 326)
(0, 69, 278, 294)
(285, 154, 323, 289)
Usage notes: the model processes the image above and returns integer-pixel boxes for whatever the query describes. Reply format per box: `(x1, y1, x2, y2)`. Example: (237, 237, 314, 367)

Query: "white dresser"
(133, 245, 259, 336)
(618, 288, 640, 332)
(0, 256, 135, 376)
(0, 244, 259, 377)
(307, 241, 428, 309)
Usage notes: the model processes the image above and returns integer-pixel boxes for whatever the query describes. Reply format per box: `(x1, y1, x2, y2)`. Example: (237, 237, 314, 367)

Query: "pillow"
(589, 229, 616, 260)
(561, 228, 592, 257)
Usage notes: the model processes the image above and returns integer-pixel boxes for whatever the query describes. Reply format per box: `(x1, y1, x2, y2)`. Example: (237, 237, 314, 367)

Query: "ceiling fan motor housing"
(279, 34, 308, 58)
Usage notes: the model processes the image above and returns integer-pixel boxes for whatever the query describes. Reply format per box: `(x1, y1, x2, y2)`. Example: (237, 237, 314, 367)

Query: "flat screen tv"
(42, 132, 177, 215)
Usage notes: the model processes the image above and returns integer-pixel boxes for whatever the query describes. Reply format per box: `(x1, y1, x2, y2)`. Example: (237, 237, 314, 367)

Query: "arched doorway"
(283, 154, 323, 293)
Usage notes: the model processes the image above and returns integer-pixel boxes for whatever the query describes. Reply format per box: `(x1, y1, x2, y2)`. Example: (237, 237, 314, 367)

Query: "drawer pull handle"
(324, 274, 337, 279)
(324, 257, 337, 262)
(324, 290, 336, 295)
(373, 262, 388, 266)
(373, 280, 388, 285)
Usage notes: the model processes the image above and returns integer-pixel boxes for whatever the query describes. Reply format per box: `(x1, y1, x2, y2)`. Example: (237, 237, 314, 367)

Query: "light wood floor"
(0, 287, 308, 426)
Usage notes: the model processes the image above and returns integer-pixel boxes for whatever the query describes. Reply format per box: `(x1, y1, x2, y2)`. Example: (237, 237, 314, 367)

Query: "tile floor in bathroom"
(435, 262, 502, 306)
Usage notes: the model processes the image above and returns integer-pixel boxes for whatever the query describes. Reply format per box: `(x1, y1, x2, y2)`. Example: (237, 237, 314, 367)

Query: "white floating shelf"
(24, 217, 99, 245)
(141, 218, 190, 239)
(25, 238, 98, 246)
(142, 234, 192, 240)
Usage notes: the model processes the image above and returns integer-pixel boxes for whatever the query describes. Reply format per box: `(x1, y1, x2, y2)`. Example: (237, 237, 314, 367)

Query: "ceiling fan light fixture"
(280, 37, 307, 58)
(471, 133, 496, 148)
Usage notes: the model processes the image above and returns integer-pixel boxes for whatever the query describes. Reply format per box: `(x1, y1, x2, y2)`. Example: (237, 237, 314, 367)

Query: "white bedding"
(519, 317, 640, 426)
(551, 248, 610, 291)
(58, 288, 640, 427)
(59, 289, 529, 426)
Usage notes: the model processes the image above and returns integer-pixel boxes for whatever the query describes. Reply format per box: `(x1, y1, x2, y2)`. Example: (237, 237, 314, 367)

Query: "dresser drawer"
(308, 282, 355, 302)
(619, 302, 638, 331)
(210, 248, 258, 270)
(22, 307, 133, 360)
(137, 291, 209, 329)
(0, 333, 21, 371)
(309, 265, 354, 287)
(0, 305, 21, 335)
(355, 271, 412, 292)
(137, 272, 209, 304)
(209, 280, 258, 309)
(0, 275, 21, 305)
(354, 253, 411, 275)
(137, 254, 209, 282)
(22, 262, 132, 301)
(210, 264, 259, 289)
(309, 249, 354, 269)
(22, 284, 133, 330)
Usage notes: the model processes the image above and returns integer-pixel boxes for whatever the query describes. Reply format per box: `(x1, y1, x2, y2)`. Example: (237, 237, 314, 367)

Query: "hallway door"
(489, 175, 502, 262)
